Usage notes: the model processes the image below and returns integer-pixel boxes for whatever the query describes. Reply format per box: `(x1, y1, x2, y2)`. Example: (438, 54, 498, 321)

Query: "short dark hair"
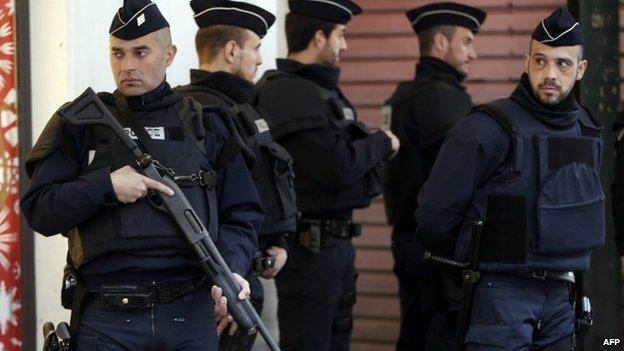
(195, 25, 249, 64)
(418, 25, 456, 55)
(285, 12, 336, 54)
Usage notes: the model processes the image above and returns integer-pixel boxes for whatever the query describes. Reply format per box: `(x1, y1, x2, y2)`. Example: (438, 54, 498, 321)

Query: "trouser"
(276, 238, 357, 351)
(465, 273, 575, 351)
(251, 277, 280, 351)
(392, 226, 459, 351)
(73, 284, 217, 350)
(219, 274, 264, 351)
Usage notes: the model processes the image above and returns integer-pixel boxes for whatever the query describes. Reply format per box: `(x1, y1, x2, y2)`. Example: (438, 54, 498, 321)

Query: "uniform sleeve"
(612, 133, 624, 255)
(211, 114, 264, 275)
(20, 146, 118, 236)
(279, 128, 392, 188)
(415, 113, 511, 254)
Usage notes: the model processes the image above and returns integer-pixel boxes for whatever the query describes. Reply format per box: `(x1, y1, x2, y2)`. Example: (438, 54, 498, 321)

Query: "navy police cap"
(109, 0, 170, 40)
(289, 0, 362, 24)
(532, 7, 583, 47)
(191, 0, 276, 38)
(406, 2, 486, 34)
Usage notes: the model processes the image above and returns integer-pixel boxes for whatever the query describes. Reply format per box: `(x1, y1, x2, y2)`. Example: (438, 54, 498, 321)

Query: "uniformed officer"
(253, 1, 400, 350)
(20, 1, 263, 349)
(417, 7, 604, 350)
(381, 3, 486, 350)
(175, 1, 294, 350)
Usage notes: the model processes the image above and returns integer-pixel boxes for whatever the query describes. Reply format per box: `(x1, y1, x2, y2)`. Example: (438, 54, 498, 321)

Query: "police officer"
(417, 7, 604, 350)
(254, 1, 400, 350)
(175, 1, 295, 350)
(381, 3, 486, 350)
(20, 1, 263, 349)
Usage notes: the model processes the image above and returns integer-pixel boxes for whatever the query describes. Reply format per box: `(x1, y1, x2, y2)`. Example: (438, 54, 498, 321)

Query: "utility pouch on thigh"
(298, 226, 321, 253)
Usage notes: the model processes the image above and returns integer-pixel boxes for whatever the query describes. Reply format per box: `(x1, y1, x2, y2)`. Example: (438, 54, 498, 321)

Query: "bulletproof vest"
(456, 98, 605, 272)
(176, 84, 297, 238)
(255, 71, 383, 213)
(382, 79, 449, 227)
(66, 96, 220, 268)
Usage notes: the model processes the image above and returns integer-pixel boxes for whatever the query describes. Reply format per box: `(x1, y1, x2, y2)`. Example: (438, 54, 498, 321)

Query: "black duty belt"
(89, 277, 206, 308)
(299, 218, 361, 239)
(294, 218, 362, 252)
(509, 270, 575, 284)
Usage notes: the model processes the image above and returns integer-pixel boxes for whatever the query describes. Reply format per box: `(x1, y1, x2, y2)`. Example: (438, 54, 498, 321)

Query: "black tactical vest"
(176, 84, 297, 239)
(255, 71, 384, 213)
(66, 95, 220, 268)
(456, 99, 605, 272)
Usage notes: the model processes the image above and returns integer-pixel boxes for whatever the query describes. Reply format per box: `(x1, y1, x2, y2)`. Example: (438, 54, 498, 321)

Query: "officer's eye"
(136, 50, 148, 57)
(112, 52, 123, 59)
(558, 60, 572, 69)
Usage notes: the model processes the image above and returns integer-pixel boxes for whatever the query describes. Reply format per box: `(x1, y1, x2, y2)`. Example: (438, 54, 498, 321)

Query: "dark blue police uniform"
(417, 8, 605, 350)
(22, 80, 264, 350)
(417, 72, 604, 350)
(254, 55, 392, 351)
(383, 56, 475, 351)
(21, 3, 263, 348)
(175, 3, 288, 349)
(383, 4, 486, 350)
(177, 68, 296, 351)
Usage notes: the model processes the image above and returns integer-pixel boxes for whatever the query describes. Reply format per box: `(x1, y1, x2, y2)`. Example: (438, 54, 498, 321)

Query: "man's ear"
(224, 40, 239, 64)
(313, 29, 327, 49)
(576, 59, 588, 81)
(165, 45, 177, 67)
(432, 32, 449, 53)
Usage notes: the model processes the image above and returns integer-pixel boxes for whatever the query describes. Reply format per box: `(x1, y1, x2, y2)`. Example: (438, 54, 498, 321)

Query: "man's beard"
(536, 84, 571, 105)
(318, 47, 337, 65)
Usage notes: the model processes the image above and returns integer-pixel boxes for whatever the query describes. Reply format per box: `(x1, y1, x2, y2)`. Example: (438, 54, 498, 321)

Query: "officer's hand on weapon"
(212, 285, 236, 336)
(261, 246, 288, 279)
(382, 130, 400, 158)
(211, 273, 251, 336)
(111, 165, 174, 203)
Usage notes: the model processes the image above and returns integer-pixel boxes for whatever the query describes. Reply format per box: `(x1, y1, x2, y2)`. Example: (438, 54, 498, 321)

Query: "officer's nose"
(120, 56, 136, 72)
(468, 47, 477, 61)
(544, 62, 559, 80)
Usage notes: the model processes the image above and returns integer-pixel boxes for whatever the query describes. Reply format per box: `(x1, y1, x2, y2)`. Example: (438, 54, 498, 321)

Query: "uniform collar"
(276, 58, 341, 90)
(122, 80, 182, 111)
(416, 56, 466, 90)
(189, 69, 254, 103)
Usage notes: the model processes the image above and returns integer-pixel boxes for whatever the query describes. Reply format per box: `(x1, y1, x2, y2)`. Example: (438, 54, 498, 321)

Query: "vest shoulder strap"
(471, 102, 517, 138)
(176, 96, 221, 241)
(472, 100, 520, 171)
(177, 97, 208, 157)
